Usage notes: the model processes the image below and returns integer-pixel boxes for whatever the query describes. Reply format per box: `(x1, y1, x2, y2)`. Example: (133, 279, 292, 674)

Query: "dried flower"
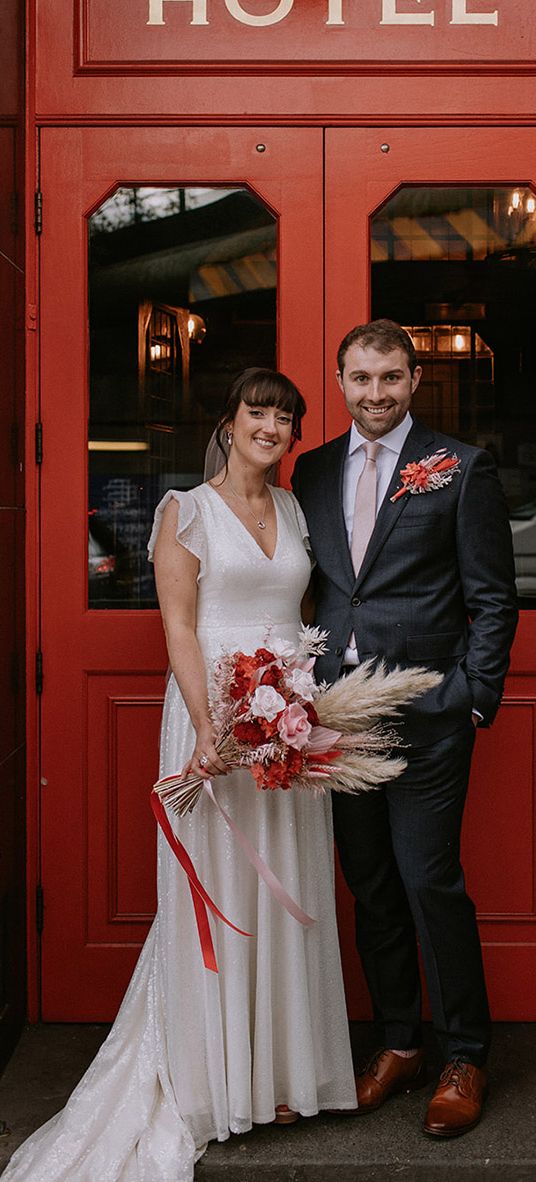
(153, 631, 443, 817)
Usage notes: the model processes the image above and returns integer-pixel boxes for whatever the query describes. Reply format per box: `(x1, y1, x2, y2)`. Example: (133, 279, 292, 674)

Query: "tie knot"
(365, 441, 380, 462)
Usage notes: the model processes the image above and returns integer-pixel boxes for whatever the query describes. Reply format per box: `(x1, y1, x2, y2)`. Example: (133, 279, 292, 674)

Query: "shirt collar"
(348, 412, 413, 457)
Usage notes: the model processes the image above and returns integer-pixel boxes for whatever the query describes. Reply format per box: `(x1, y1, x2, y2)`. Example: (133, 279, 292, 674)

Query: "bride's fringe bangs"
(216, 367, 306, 457)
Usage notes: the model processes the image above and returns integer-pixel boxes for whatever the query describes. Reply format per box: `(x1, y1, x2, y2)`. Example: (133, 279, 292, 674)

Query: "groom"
(292, 319, 518, 1137)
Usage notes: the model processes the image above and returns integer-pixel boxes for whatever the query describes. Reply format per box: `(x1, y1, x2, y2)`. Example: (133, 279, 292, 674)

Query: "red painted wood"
(39, 126, 324, 1019)
(338, 702, 536, 1022)
(325, 125, 536, 1017)
(33, 0, 536, 126)
(0, 0, 18, 117)
(78, 0, 528, 72)
(39, 122, 535, 1021)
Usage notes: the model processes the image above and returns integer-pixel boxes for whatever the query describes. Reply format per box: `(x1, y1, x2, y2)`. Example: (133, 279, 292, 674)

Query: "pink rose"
(277, 703, 312, 751)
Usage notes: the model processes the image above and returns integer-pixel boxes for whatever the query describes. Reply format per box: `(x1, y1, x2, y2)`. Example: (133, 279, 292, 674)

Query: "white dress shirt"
(342, 412, 413, 665)
(342, 412, 413, 541)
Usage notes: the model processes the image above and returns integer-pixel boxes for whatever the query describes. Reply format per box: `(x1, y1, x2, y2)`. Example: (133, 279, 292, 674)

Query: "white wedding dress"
(3, 484, 357, 1182)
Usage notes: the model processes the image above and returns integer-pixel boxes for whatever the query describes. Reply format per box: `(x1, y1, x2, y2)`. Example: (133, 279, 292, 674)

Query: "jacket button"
(351, 596, 361, 607)
(335, 646, 343, 657)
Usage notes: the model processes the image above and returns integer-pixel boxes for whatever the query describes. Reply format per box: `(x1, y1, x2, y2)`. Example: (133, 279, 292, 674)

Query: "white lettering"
(145, 0, 502, 35)
(381, 0, 435, 25)
(450, 0, 498, 25)
(326, 0, 344, 24)
(224, 0, 294, 27)
(147, 0, 209, 25)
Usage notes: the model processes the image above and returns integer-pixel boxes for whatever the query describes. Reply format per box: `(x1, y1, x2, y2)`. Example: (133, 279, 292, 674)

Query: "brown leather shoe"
(423, 1060, 488, 1138)
(354, 1048, 427, 1114)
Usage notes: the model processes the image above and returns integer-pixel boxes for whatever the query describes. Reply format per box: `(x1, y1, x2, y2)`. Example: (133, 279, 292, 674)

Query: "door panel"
(41, 125, 536, 1022)
(40, 127, 324, 1019)
(326, 127, 536, 1019)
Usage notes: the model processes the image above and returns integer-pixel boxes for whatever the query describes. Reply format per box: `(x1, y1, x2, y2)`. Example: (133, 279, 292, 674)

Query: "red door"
(325, 127, 536, 1019)
(39, 127, 324, 1019)
(40, 125, 536, 1021)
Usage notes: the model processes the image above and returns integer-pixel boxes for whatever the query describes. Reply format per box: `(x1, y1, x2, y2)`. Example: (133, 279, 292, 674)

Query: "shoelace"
(357, 1049, 386, 1079)
(439, 1059, 472, 1095)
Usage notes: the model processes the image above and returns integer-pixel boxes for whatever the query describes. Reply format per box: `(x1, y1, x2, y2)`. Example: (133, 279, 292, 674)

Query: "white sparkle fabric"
(4, 484, 357, 1182)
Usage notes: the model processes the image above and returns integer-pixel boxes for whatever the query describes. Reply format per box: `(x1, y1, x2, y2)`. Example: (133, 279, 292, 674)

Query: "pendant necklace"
(227, 478, 269, 530)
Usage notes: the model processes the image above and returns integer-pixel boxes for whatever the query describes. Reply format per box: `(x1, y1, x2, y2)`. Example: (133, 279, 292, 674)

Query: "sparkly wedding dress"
(4, 484, 356, 1182)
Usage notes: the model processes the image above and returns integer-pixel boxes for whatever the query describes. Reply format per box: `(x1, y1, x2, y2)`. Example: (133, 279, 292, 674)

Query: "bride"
(3, 368, 357, 1181)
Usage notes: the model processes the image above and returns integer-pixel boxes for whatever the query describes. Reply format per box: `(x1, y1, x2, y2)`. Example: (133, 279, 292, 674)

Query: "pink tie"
(351, 441, 380, 575)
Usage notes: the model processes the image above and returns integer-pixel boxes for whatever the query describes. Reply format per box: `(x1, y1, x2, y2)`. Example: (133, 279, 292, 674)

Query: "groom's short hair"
(337, 320, 418, 376)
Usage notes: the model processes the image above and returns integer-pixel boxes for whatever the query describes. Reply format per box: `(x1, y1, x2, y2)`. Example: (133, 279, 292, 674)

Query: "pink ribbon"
(202, 780, 315, 929)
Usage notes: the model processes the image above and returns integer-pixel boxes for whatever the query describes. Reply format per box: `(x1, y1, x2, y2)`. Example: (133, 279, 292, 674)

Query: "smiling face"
(336, 343, 422, 441)
(228, 399, 294, 472)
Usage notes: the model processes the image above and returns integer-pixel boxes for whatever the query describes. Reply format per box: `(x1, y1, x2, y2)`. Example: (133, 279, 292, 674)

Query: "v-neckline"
(205, 482, 280, 562)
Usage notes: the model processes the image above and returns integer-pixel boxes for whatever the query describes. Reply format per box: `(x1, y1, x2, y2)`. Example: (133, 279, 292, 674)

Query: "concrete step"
(1, 1023, 534, 1179)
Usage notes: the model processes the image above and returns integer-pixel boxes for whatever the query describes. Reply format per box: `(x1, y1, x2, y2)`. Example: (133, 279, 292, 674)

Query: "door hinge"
(36, 885, 44, 935)
(36, 650, 43, 695)
(34, 189, 43, 235)
(35, 421, 43, 464)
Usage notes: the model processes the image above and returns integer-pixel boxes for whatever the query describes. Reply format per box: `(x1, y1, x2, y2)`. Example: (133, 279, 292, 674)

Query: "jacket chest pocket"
(395, 511, 442, 530)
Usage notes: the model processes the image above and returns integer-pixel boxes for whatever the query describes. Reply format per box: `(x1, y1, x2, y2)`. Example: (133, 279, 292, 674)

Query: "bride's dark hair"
(215, 367, 306, 461)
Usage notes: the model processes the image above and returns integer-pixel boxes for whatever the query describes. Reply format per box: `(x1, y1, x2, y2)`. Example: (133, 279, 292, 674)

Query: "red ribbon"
(151, 791, 252, 973)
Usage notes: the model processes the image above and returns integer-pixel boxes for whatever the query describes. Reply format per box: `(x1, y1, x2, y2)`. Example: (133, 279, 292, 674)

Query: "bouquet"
(154, 627, 442, 817)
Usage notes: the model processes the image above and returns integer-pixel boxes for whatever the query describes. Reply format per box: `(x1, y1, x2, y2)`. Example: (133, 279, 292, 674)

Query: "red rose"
(254, 647, 277, 666)
(260, 666, 282, 689)
(229, 670, 252, 700)
(233, 720, 265, 746)
(304, 701, 320, 726)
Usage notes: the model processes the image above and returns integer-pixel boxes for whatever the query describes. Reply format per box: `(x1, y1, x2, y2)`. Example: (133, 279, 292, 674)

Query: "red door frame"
(24, 7, 536, 1026)
(27, 122, 534, 1025)
(27, 121, 536, 1021)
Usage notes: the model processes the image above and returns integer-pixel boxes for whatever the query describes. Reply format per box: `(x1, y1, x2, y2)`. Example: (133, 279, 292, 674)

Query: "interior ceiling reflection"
(372, 186, 536, 263)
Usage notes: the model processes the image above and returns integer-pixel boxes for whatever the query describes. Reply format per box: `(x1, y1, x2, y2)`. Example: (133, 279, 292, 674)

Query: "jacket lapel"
(353, 418, 435, 590)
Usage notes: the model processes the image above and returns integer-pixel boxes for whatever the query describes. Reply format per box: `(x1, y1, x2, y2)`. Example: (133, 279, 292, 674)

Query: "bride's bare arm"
(153, 499, 228, 779)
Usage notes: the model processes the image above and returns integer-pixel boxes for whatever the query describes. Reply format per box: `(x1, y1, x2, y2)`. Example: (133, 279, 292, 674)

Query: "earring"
(226, 431, 233, 445)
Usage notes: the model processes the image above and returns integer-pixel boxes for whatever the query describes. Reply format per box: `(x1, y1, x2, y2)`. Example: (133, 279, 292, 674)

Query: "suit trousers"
(332, 720, 491, 1067)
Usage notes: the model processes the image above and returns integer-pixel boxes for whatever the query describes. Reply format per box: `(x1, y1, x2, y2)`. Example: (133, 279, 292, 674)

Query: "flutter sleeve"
(147, 489, 207, 580)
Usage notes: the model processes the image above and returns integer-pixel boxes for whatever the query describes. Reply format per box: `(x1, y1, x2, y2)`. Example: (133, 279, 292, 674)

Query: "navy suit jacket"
(292, 418, 518, 746)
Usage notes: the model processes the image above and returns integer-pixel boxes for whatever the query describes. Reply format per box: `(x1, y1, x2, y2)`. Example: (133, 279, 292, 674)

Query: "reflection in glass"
(88, 186, 277, 608)
(372, 186, 536, 606)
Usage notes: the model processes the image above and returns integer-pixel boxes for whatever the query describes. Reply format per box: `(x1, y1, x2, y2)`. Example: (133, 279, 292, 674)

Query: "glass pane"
(372, 186, 536, 608)
(88, 186, 277, 608)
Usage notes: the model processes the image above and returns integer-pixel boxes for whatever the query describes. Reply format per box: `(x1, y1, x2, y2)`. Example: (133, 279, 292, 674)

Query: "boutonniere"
(390, 449, 461, 503)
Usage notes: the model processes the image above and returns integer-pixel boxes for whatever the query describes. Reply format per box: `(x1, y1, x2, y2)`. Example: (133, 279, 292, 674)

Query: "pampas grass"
(309, 660, 442, 795)
(315, 660, 442, 732)
(154, 646, 443, 814)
